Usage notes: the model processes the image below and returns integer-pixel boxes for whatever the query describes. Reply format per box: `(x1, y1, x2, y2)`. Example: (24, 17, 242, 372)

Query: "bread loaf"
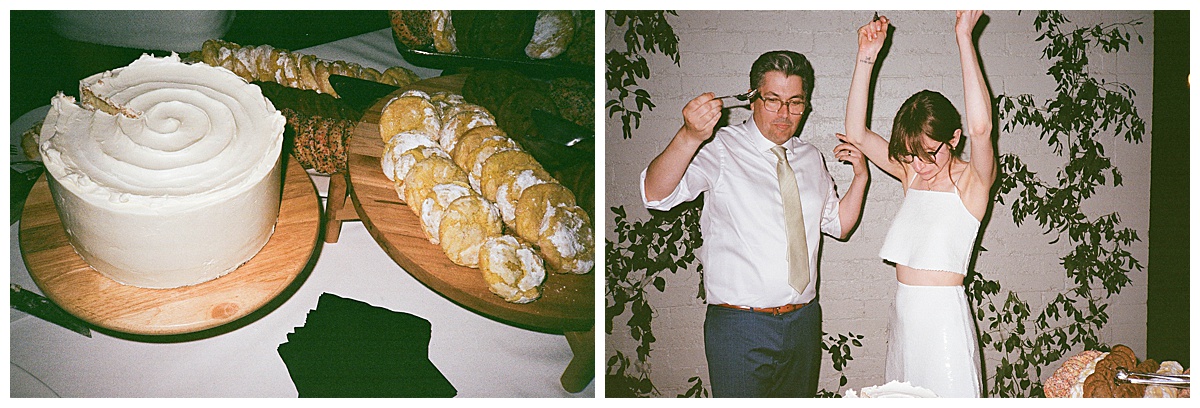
(390, 10, 433, 50)
(525, 11, 575, 59)
(430, 10, 458, 53)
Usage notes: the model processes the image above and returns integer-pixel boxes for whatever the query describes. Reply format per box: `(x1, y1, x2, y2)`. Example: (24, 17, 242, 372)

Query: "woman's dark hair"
(750, 50, 815, 101)
(888, 90, 963, 164)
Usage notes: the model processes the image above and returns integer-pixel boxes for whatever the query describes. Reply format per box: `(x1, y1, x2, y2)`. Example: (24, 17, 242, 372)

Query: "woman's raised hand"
(955, 10, 982, 39)
(857, 14, 890, 59)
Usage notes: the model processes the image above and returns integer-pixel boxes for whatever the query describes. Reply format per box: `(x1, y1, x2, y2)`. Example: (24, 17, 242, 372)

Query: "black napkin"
(277, 293, 457, 397)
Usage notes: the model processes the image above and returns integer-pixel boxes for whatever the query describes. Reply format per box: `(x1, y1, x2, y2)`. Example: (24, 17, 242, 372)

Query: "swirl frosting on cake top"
(39, 53, 286, 288)
(43, 53, 284, 205)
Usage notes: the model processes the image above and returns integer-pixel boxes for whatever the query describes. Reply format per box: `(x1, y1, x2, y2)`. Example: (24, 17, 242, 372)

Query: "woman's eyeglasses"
(911, 142, 946, 164)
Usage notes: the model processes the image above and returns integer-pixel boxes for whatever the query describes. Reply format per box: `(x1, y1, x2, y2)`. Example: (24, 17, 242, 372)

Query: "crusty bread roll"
(418, 181, 473, 244)
(479, 235, 545, 304)
(390, 10, 433, 50)
(403, 155, 470, 212)
(430, 10, 458, 54)
(438, 194, 503, 268)
(525, 10, 576, 60)
(380, 94, 441, 142)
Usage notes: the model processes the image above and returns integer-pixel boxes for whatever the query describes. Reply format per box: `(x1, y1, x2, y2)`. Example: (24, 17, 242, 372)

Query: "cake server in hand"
(11, 284, 92, 337)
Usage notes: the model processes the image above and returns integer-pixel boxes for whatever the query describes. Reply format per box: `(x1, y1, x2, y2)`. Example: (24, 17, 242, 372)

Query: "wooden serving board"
(347, 75, 594, 332)
(18, 155, 321, 335)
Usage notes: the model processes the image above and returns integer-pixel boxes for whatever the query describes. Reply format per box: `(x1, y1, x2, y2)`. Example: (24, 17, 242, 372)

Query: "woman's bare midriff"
(896, 264, 965, 286)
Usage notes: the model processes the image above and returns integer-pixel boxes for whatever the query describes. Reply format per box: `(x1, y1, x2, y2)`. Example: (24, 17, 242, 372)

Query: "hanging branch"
(605, 11, 681, 139)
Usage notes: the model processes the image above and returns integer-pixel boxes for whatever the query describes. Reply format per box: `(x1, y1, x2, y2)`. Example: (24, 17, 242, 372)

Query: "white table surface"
(8, 27, 595, 398)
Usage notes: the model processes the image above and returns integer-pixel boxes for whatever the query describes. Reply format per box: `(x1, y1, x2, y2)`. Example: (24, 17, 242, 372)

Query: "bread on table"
(372, 88, 594, 302)
(438, 194, 503, 268)
(479, 235, 545, 304)
(525, 10, 576, 60)
(390, 10, 434, 50)
(430, 10, 458, 54)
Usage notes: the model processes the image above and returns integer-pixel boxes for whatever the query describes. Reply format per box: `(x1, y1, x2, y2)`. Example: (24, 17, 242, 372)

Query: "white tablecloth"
(8, 27, 594, 398)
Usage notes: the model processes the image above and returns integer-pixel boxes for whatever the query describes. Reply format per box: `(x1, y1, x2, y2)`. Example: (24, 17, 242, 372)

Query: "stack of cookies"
(378, 89, 593, 304)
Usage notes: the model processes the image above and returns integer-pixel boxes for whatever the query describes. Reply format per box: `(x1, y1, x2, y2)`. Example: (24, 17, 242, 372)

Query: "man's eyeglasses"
(758, 94, 808, 115)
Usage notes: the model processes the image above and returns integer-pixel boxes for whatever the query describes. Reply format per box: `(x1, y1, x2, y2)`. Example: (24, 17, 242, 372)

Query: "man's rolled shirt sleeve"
(641, 139, 722, 211)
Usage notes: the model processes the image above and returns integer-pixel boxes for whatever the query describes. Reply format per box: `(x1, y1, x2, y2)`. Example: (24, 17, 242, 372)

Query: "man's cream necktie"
(771, 146, 810, 294)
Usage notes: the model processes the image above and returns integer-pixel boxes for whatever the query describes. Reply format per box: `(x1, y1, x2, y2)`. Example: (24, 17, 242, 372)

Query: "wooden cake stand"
(327, 75, 594, 392)
(18, 155, 322, 336)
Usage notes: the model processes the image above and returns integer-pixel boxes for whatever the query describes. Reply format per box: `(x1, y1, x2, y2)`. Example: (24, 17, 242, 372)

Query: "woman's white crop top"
(878, 186, 980, 275)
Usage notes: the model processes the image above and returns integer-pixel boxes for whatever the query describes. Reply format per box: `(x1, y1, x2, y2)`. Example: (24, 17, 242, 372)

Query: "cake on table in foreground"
(38, 53, 286, 289)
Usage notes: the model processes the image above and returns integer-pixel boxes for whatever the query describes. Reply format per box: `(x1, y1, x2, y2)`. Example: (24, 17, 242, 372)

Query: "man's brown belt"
(713, 302, 808, 316)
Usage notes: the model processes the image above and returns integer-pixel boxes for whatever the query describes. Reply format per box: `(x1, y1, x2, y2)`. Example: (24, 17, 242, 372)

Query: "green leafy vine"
(605, 11, 681, 139)
(965, 10, 1146, 397)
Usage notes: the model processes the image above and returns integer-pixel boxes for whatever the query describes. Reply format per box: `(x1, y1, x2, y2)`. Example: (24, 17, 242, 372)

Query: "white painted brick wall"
(605, 10, 1153, 397)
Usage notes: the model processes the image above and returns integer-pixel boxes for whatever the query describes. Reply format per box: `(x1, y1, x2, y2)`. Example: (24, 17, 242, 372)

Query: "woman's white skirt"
(885, 282, 982, 398)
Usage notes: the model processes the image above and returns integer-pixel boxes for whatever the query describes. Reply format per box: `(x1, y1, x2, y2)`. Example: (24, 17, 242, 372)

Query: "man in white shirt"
(641, 50, 869, 397)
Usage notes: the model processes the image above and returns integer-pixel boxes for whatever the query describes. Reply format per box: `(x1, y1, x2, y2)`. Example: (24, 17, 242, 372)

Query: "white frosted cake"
(38, 53, 286, 289)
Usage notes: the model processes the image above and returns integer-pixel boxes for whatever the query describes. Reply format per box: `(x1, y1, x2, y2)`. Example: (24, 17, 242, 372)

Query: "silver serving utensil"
(1115, 367, 1190, 388)
(715, 89, 757, 102)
